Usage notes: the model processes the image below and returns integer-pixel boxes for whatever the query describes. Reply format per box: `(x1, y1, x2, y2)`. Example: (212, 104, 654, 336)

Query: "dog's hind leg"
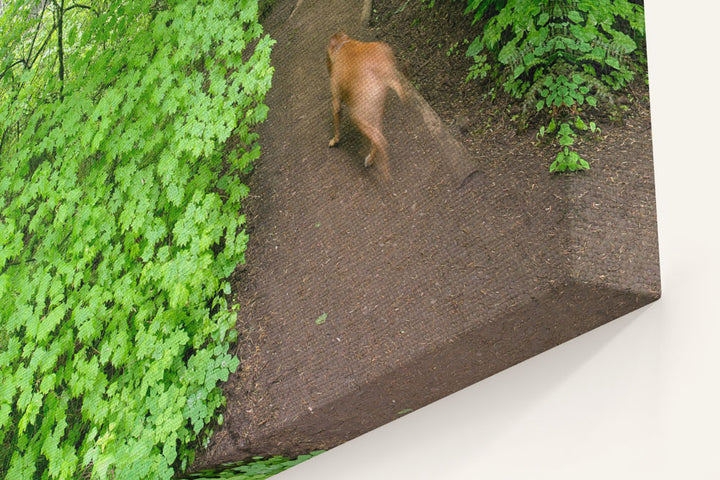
(354, 116, 390, 180)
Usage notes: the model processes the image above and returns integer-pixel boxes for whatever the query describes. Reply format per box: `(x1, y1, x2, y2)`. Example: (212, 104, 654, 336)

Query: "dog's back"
(329, 37, 405, 107)
(327, 32, 406, 180)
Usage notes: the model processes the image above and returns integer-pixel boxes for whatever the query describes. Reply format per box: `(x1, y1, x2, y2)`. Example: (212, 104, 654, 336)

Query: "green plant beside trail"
(0, 1, 273, 479)
(185, 452, 325, 480)
(463, 0, 646, 172)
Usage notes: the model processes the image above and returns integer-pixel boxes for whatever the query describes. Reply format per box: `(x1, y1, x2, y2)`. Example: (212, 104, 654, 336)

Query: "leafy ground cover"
(184, 452, 324, 480)
(388, 0, 647, 172)
(0, 1, 273, 478)
(462, 0, 646, 172)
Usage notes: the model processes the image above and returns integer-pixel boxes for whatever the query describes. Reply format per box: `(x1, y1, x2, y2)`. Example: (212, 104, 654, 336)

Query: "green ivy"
(0, 1, 274, 479)
(463, 0, 646, 172)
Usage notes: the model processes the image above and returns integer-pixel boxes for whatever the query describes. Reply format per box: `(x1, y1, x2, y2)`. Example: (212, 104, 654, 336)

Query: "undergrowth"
(0, 1, 273, 479)
(463, 0, 646, 172)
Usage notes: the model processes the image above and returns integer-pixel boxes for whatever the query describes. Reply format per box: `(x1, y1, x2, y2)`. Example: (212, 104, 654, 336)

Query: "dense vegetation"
(0, 1, 273, 479)
(462, 0, 646, 171)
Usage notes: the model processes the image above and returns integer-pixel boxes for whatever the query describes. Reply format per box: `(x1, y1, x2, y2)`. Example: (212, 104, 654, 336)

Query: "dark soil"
(192, 0, 659, 471)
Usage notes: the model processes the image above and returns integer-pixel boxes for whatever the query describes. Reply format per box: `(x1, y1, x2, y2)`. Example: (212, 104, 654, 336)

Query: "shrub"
(463, 0, 646, 172)
(0, 1, 274, 478)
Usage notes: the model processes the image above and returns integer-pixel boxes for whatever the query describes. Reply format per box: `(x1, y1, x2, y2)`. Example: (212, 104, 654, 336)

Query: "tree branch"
(64, 3, 94, 14)
(25, 1, 50, 66)
(28, 24, 57, 70)
(0, 127, 7, 155)
(0, 59, 28, 80)
(0, 18, 56, 79)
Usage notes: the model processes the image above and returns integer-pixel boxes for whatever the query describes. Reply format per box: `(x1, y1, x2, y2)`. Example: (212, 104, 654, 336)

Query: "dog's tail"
(382, 45, 407, 102)
(390, 75, 407, 103)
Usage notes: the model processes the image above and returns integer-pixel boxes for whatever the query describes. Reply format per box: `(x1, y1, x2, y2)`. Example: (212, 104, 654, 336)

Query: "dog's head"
(326, 31, 350, 72)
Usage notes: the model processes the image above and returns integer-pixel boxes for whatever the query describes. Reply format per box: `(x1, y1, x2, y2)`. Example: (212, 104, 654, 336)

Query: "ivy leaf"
(612, 30, 637, 54)
(605, 56, 621, 70)
(36, 305, 67, 343)
(466, 37, 483, 57)
(567, 10, 583, 24)
(513, 64, 525, 79)
(558, 134, 575, 147)
(557, 123, 576, 146)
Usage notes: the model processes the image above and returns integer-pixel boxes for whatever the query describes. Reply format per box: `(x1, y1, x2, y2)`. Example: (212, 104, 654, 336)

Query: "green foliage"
(186, 452, 325, 480)
(0, 1, 274, 479)
(314, 313, 328, 325)
(463, 0, 646, 172)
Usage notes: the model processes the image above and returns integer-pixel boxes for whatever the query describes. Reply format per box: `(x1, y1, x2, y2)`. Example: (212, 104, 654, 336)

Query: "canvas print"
(0, 0, 659, 479)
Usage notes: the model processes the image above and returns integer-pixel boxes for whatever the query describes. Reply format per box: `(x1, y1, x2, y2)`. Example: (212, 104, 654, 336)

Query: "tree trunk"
(55, 0, 65, 101)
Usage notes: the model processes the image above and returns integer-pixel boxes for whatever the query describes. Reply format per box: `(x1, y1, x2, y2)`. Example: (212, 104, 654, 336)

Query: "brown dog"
(326, 31, 406, 179)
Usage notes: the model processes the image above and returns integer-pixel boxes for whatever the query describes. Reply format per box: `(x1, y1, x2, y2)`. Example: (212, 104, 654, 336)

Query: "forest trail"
(193, 0, 659, 469)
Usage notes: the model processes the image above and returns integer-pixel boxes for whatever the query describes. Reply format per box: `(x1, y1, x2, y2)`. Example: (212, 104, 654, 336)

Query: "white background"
(278, 1, 720, 478)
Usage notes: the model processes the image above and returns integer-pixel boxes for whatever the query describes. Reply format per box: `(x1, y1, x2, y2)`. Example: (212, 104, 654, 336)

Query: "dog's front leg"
(328, 91, 341, 147)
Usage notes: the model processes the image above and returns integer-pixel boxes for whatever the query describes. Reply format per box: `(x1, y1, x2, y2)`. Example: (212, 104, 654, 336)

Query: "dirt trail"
(193, 0, 660, 469)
